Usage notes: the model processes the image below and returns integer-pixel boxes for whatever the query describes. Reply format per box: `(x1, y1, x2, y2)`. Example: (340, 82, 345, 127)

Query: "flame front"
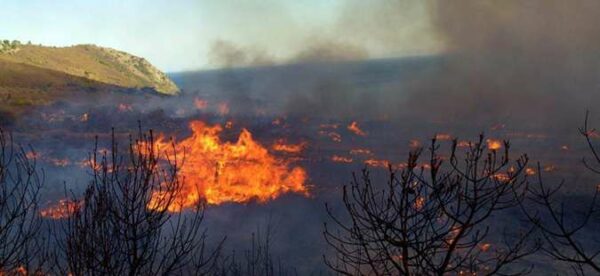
(151, 121, 309, 211)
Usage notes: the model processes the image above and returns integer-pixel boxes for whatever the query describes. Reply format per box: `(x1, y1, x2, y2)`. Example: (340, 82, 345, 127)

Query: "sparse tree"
(324, 135, 539, 275)
(520, 112, 600, 275)
(211, 224, 297, 276)
(0, 128, 45, 274)
(52, 128, 220, 275)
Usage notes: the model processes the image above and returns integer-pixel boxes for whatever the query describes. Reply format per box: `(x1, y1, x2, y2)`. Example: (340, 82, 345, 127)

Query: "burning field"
(6, 57, 597, 274)
(3, 1, 600, 274)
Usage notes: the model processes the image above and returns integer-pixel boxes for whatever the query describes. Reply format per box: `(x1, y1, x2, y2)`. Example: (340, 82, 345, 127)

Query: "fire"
(319, 131, 342, 143)
(218, 102, 230, 115)
(48, 157, 70, 167)
(319, 123, 339, 129)
(80, 113, 89, 122)
(272, 139, 306, 154)
(490, 123, 505, 130)
(414, 196, 425, 210)
(364, 159, 389, 168)
(491, 173, 510, 182)
(349, 148, 373, 156)
(409, 139, 421, 148)
(457, 140, 471, 148)
(525, 167, 536, 176)
(331, 155, 353, 163)
(40, 199, 81, 219)
(1, 266, 28, 276)
(347, 121, 367, 136)
(272, 118, 283, 126)
(194, 98, 208, 110)
(486, 139, 503, 151)
(150, 121, 308, 210)
(118, 103, 133, 112)
(480, 243, 492, 252)
(435, 133, 453, 141)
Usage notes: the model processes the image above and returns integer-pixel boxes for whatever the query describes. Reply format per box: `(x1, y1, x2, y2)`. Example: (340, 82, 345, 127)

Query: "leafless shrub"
(0, 128, 45, 274)
(324, 135, 539, 275)
(520, 112, 600, 275)
(212, 224, 297, 276)
(52, 128, 219, 275)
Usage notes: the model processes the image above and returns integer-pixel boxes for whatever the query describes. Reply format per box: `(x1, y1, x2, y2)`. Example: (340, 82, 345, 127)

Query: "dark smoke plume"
(404, 0, 600, 128)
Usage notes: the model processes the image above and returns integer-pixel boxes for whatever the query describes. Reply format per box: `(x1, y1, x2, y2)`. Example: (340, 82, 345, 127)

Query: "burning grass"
(149, 120, 309, 210)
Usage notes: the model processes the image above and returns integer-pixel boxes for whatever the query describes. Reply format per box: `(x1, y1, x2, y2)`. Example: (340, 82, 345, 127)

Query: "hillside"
(0, 42, 178, 94)
(0, 41, 179, 116)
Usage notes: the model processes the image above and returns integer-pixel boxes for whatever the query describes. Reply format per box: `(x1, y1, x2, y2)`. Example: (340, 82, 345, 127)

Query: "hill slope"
(0, 43, 178, 95)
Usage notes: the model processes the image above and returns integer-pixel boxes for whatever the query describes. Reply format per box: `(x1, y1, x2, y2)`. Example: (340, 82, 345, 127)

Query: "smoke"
(290, 39, 368, 64)
(206, 0, 438, 68)
(403, 0, 600, 128)
(208, 40, 275, 68)
(266, 0, 600, 129)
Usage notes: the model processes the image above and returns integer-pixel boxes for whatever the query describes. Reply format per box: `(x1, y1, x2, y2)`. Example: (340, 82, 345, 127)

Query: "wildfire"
(319, 123, 339, 129)
(457, 140, 471, 148)
(486, 139, 503, 151)
(479, 243, 492, 252)
(48, 157, 70, 167)
(194, 98, 208, 110)
(118, 103, 133, 112)
(218, 102, 230, 115)
(490, 123, 506, 130)
(525, 167, 536, 176)
(435, 133, 453, 141)
(149, 121, 309, 210)
(491, 173, 511, 182)
(364, 159, 389, 168)
(347, 121, 367, 136)
(414, 196, 425, 210)
(40, 199, 81, 219)
(80, 113, 89, 122)
(272, 139, 306, 154)
(409, 139, 421, 148)
(319, 131, 342, 143)
(349, 148, 373, 156)
(331, 155, 353, 163)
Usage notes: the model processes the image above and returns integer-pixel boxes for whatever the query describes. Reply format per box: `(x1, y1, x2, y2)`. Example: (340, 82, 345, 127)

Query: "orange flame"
(194, 98, 208, 110)
(150, 121, 308, 210)
(409, 139, 421, 148)
(48, 157, 70, 167)
(40, 199, 81, 219)
(272, 139, 306, 154)
(435, 133, 453, 141)
(347, 121, 367, 136)
(118, 103, 133, 112)
(349, 148, 373, 156)
(218, 102, 230, 115)
(525, 167, 536, 176)
(364, 159, 389, 168)
(457, 140, 471, 148)
(331, 155, 353, 163)
(486, 139, 503, 151)
(80, 113, 89, 122)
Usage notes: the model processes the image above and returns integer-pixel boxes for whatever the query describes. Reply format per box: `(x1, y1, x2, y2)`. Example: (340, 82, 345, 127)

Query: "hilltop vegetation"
(0, 40, 179, 116)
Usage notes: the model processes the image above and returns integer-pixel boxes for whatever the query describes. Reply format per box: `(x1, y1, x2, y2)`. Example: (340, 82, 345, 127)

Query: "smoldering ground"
(5, 1, 600, 274)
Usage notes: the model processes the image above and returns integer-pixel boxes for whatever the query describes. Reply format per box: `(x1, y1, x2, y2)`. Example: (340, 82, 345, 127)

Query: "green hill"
(0, 41, 179, 115)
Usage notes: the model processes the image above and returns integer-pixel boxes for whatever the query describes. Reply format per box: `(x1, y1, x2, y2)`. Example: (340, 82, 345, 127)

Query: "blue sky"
(0, 0, 437, 72)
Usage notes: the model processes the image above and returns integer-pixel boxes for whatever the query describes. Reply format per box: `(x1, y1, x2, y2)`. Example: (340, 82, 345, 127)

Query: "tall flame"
(151, 121, 308, 211)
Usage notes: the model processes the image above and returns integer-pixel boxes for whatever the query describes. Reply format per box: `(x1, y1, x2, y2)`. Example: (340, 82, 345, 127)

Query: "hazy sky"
(0, 0, 439, 72)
